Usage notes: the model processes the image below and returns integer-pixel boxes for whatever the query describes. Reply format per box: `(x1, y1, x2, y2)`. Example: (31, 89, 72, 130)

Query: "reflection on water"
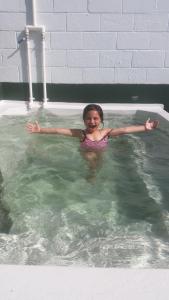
(0, 112, 169, 267)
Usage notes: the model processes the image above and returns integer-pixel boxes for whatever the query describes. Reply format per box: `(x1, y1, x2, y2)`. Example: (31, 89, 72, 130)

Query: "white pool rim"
(0, 100, 169, 122)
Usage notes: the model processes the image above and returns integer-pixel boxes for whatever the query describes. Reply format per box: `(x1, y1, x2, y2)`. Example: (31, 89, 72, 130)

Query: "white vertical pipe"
(41, 27, 48, 103)
(24, 0, 48, 103)
(32, 0, 37, 26)
(25, 28, 34, 103)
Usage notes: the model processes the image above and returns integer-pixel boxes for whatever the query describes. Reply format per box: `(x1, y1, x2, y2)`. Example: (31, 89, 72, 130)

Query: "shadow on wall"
(7, 0, 43, 94)
(18, 30, 43, 83)
(24, 0, 44, 83)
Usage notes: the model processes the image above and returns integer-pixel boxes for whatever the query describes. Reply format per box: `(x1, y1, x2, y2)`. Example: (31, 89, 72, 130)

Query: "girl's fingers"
(26, 121, 41, 133)
(153, 120, 159, 128)
(145, 119, 159, 130)
(26, 123, 32, 130)
(26, 122, 37, 132)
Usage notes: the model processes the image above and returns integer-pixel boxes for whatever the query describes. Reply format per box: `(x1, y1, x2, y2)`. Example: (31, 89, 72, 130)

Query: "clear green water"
(0, 110, 169, 267)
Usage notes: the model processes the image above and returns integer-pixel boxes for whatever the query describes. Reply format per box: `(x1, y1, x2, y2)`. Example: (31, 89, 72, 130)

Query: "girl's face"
(84, 110, 102, 133)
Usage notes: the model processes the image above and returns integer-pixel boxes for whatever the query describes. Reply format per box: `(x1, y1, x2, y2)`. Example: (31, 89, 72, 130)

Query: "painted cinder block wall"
(1, 0, 169, 84)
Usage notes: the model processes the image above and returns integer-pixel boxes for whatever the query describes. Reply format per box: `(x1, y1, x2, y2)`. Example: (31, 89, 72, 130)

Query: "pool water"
(0, 110, 169, 267)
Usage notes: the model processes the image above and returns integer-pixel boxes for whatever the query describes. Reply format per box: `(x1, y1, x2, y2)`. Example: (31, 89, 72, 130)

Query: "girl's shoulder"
(101, 128, 113, 135)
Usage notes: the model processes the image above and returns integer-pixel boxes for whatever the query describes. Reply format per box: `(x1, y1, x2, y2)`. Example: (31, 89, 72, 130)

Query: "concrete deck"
(0, 265, 169, 300)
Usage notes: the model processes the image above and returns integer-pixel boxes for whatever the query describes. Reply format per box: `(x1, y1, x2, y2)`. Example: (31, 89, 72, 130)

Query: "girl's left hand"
(145, 118, 159, 131)
(26, 121, 41, 133)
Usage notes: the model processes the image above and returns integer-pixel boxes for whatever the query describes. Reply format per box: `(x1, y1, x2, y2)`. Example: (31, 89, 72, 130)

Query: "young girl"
(27, 104, 159, 178)
(27, 103, 158, 142)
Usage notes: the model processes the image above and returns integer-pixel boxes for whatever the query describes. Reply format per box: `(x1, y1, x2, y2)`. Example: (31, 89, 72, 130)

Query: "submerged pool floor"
(0, 107, 169, 267)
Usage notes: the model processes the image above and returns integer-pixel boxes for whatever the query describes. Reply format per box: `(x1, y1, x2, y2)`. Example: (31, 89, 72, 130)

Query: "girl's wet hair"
(83, 104, 104, 123)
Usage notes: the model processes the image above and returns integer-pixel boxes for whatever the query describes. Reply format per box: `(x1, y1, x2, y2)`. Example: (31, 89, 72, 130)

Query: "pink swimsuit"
(80, 131, 109, 151)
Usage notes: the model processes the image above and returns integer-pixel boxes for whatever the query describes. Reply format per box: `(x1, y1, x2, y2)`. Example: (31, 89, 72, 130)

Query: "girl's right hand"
(26, 121, 41, 133)
(145, 118, 159, 131)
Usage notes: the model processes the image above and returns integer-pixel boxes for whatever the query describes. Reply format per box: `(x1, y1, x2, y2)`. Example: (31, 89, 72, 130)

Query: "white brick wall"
(123, 0, 156, 13)
(36, 0, 53, 12)
(37, 13, 66, 31)
(0, 13, 26, 31)
(0, 32, 17, 48)
(88, 0, 122, 13)
(100, 51, 132, 67)
(1, 0, 169, 83)
(0, 0, 25, 11)
(101, 14, 134, 32)
(67, 14, 100, 32)
(67, 50, 99, 67)
(54, 0, 87, 12)
(132, 51, 165, 68)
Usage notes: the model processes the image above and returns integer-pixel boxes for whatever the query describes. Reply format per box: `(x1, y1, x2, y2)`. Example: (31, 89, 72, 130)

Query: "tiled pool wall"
(0, 83, 169, 113)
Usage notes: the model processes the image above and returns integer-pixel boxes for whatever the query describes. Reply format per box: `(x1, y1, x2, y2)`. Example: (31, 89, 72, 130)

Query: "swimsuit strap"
(81, 129, 112, 142)
(80, 129, 110, 150)
(80, 130, 86, 142)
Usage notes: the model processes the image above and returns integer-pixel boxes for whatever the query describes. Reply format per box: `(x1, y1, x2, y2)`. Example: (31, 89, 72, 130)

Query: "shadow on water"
(0, 170, 12, 233)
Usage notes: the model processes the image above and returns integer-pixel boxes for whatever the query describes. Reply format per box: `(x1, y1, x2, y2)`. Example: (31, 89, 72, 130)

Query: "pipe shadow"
(8, 0, 44, 103)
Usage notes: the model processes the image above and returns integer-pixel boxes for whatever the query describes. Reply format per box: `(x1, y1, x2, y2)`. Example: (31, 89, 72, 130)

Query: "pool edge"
(0, 99, 167, 117)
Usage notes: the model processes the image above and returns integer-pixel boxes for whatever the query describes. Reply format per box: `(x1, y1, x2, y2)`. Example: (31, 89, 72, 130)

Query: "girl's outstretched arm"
(26, 121, 82, 137)
(109, 118, 159, 137)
